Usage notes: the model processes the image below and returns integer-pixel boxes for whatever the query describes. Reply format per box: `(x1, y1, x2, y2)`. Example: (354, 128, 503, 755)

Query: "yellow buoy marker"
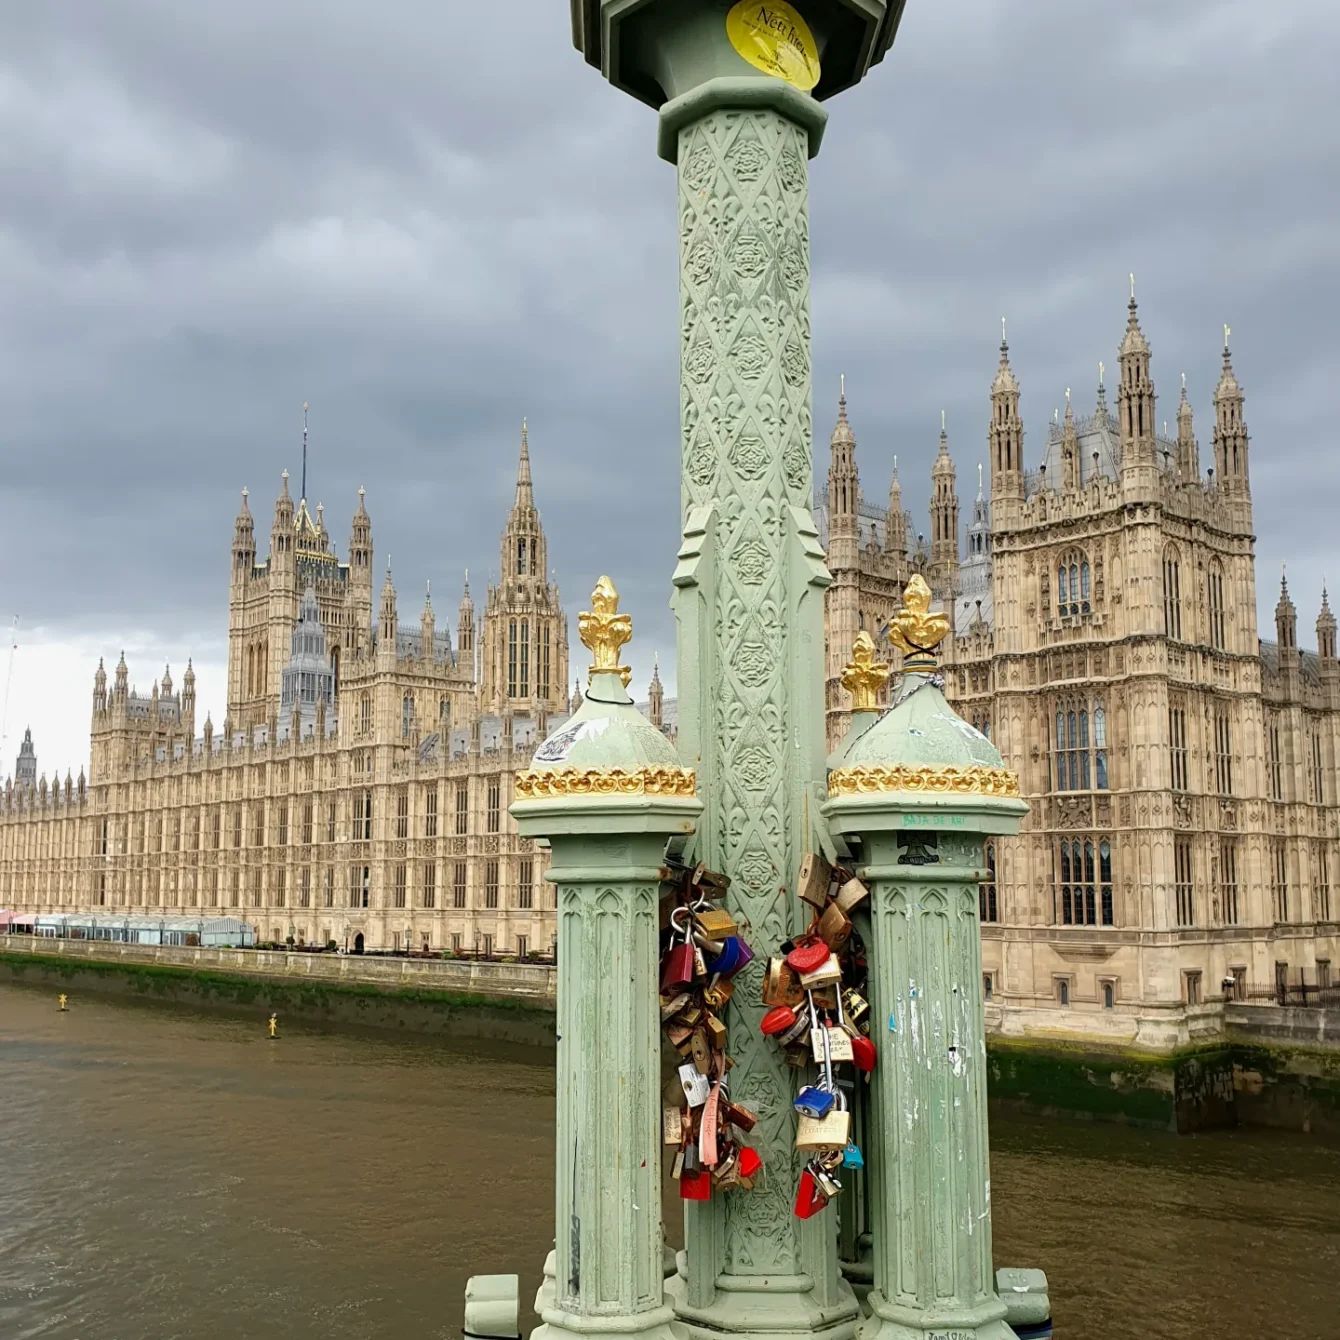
(58, 994, 69, 1011)
(268, 1013, 278, 1038)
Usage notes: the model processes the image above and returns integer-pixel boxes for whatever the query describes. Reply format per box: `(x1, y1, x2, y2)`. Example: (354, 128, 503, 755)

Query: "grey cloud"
(1, 0, 1338, 736)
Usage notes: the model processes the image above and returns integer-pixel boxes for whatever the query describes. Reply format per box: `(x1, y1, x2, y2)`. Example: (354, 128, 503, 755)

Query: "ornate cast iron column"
(512, 578, 702, 1340)
(570, 7, 908, 1340)
(824, 578, 1031, 1340)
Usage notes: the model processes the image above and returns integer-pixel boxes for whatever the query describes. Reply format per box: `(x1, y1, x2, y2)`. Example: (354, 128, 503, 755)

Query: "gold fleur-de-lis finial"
(578, 575, 633, 687)
(889, 574, 951, 670)
(841, 631, 890, 712)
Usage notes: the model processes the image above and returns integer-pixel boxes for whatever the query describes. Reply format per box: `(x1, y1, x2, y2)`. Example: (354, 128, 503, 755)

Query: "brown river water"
(1, 982, 1337, 1340)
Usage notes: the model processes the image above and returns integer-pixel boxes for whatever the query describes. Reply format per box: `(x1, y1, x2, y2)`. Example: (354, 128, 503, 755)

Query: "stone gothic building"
(817, 294, 1340, 1046)
(0, 428, 570, 957)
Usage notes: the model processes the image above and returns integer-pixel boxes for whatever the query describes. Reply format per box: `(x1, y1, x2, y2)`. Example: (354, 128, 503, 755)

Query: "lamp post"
(570, 7, 907, 1340)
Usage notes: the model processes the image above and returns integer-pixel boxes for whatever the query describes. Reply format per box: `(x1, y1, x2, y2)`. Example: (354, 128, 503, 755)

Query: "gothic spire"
(515, 419, 534, 509)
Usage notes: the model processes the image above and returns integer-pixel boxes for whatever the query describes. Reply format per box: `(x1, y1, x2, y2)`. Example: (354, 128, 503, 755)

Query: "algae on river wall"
(0, 952, 556, 1049)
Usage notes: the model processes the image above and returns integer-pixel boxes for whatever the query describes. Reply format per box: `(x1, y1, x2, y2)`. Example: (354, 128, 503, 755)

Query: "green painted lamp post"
(824, 576, 1034, 1340)
(570, 6, 907, 1340)
(511, 576, 701, 1340)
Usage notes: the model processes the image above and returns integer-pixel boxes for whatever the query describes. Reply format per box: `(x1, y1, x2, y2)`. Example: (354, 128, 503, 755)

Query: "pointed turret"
(516, 418, 534, 509)
(457, 571, 476, 667)
(161, 664, 173, 697)
(93, 657, 107, 713)
(1318, 586, 1337, 665)
(886, 454, 907, 559)
(15, 727, 37, 789)
(349, 485, 372, 575)
(182, 659, 196, 735)
(271, 471, 295, 571)
(827, 379, 859, 547)
(114, 651, 129, 700)
(1060, 390, 1080, 491)
(989, 325, 1024, 507)
(379, 560, 398, 662)
(570, 677, 584, 713)
(929, 412, 959, 593)
(1117, 278, 1156, 465)
(648, 654, 664, 732)
(421, 581, 436, 661)
(1276, 567, 1297, 653)
(233, 487, 255, 580)
(1213, 327, 1250, 498)
(1094, 361, 1111, 424)
(1176, 373, 1198, 480)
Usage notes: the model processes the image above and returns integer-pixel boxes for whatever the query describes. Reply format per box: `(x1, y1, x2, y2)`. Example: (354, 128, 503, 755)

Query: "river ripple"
(1, 983, 1337, 1339)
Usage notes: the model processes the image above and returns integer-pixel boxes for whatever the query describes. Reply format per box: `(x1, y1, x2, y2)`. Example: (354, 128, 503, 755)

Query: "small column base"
(666, 1271, 861, 1340)
(534, 1303, 681, 1340)
(855, 1290, 1015, 1340)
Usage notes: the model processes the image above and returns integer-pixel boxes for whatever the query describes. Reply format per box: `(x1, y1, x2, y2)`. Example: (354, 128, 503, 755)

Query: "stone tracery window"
(1056, 550, 1091, 616)
(1051, 697, 1107, 790)
(1163, 545, 1183, 639)
(1054, 835, 1114, 926)
(1208, 560, 1227, 650)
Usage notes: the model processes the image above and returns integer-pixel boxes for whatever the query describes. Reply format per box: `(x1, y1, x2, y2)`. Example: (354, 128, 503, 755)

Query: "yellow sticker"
(726, 1, 821, 93)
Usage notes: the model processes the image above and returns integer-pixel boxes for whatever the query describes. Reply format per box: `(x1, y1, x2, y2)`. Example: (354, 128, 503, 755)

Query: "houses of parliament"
(2, 292, 1337, 1046)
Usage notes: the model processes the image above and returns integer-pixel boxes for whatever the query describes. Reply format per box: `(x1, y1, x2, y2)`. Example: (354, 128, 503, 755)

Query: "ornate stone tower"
(480, 424, 569, 718)
(825, 386, 861, 737)
(928, 412, 960, 600)
(14, 728, 36, 789)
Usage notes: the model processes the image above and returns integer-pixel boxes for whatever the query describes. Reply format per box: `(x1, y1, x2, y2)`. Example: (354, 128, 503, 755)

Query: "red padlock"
(850, 1034, 877, 1073)
(786, 936, 830, 976)
(661, 908, 696, 995)
(738, 1147, 763, 1180)
(680, 1169, 712, 1201)
(760, 1005, 798, 1037)
(793, 1169, 829, 1219)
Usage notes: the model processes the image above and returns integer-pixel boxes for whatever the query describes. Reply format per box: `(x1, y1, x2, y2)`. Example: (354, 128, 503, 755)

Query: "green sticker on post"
(726, 2, 821, 93)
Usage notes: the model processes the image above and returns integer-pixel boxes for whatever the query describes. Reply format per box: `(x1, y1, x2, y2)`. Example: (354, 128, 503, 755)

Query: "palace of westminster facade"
(2, 294, 1337, 1043)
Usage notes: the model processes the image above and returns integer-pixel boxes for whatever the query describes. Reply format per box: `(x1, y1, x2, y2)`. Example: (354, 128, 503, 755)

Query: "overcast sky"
(2, 0, 1338, 778)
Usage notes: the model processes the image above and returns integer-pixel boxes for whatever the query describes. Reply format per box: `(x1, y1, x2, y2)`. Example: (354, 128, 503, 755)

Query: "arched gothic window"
(1057, 550, 1091, 616)
(360, 693, 372, 736)
(1052, 697, 1108, 791)
(402, 692, 416, 739)
(1163, 545, 1183, 640)
(1055, 836, 1114, 926)
(1208, 560, 1227, 651)
(979, 840, 998, 922)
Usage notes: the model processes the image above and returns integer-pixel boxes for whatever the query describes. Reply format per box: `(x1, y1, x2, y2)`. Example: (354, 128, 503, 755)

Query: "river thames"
(1, 983, 1337, 1339)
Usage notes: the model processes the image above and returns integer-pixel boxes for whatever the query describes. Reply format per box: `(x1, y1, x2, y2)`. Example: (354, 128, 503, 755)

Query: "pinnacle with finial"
(578, 576, 633, 687)
(889, 574, 950, 669)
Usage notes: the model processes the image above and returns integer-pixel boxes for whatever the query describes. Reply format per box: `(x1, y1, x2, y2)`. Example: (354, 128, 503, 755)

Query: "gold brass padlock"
(817, 902, 852, 951)
(690, 1028, 713, 1075)
(703, 977, 735, 1011)
(762, 958, 805, 1008)
(796, 1102, 850, 1152)
(661, 991, 691, 1022)
(798, 954, 843, 989)
(834, 876, 869, 915)
(663, 1106, 684, 1145)
(694, 908, 738, 941)
(797, 852, 833, 909)
(841, 987, 870, 1025)
(706, 1014, 728, 1051)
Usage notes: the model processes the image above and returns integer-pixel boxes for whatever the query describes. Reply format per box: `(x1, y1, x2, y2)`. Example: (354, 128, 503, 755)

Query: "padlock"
(798, 954, 843, 989)
(694, 907, 738, 941)
(783, 1045, 810, 1069)
(702, 976, 735, 1011)
(711, 1148, 740, 1188)
(708, 936, 753, 978)
(690, 1028, 713, 1075)
(737, 1147, 763, 1180)
(812, 1026, 855, 1064)
(834, 875, 869, 915)
(762, 958, 805, 1008)
(670, 1148, 685, 1180)
(677, 1004, 704, 1028)
(706, 1014, 728, 1051)
(691, 863, 731, 898)
(778, 1013, 812, 1048)
(663, 1106, 684, 1145)
(841, 987, 870, 1026)
(679, 1062, 710, 1107)
(725, 1100, 758, 1133)
(682, 1142, 701, 1174)
(660, 991, 691, 1022)
(816, 901, 852, 951)
(680, 1169, 712, 1201)
(786, 936, 830, 975)
(794, 1086, 835, 1119)
(842, 1141, 864, 1170)
(813, 1164, 843, 1199)
(693, 943, 709, 980)
(661, 908, 696, 994)
(793, 1167, 830, 1219)
(796, 852, 833, 909)
(850, 1034, 877, 1073)
(665, 1023, 694, 1051)
(760, 1005, 798, 1037)
(665, 1075, 689, 1108)
(796, 1090, 850, 1151)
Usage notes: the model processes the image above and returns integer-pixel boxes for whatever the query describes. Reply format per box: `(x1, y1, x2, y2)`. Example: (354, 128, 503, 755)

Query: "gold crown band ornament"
(514, 766, 697, 800)
(578, 575, 633, 687)
(888, 574, 950, 671)
(827, 764, 1020, 798)
(841, 631, 890, 712)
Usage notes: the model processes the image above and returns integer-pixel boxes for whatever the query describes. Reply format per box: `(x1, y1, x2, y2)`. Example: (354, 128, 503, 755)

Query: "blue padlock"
(842, 1141, 864, 1170)
(794, 1085, 835, 1119)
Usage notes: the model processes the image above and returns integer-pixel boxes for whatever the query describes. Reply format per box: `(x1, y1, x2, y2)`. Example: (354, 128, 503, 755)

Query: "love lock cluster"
(756, 853, 875, 1219)
(659, 860, 762, 1201)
